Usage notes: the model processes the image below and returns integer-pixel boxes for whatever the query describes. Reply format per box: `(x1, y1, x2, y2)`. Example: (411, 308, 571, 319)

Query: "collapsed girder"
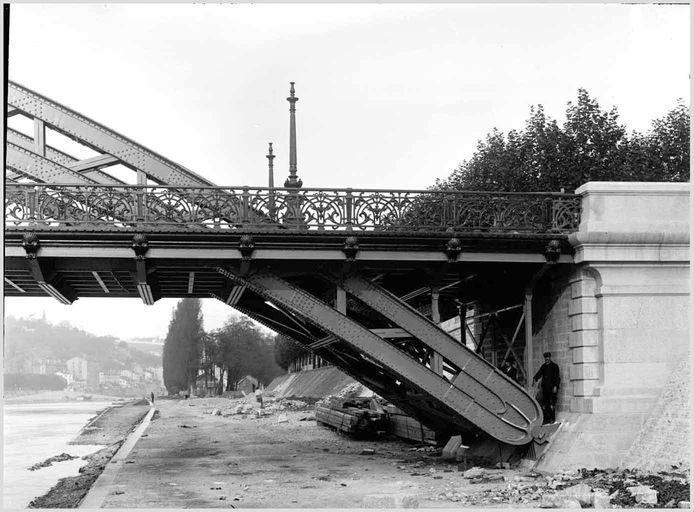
(217, 266, 542, 445)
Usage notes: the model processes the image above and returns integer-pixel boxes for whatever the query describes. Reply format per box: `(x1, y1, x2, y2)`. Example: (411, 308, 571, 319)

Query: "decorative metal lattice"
(5, 184, 581, 233)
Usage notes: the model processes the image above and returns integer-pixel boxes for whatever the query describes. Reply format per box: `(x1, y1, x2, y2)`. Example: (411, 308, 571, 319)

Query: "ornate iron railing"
(4, 184, 581, 233)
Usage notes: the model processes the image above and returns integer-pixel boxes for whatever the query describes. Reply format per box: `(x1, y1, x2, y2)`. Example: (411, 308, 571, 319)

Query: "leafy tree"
(4, 373, 67, 391)
(274, 334, 308, 370)
(162, 298, 204, 394)
(435, 90, 689, 193)
(207, 317, 283, 392)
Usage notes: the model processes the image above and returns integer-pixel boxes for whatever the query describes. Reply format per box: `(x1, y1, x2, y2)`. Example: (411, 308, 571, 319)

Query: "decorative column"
(266, 143, 276, 219)
(284, 82, 302, 188)
(282, 82, 305, 227)
(267, 142, 275, 188)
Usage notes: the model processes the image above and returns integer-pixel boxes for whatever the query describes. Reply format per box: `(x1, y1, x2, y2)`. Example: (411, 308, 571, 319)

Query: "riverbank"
(25, 399, 150, 509)
(4, 389, 130, 404)
(81, 395, 690, 508)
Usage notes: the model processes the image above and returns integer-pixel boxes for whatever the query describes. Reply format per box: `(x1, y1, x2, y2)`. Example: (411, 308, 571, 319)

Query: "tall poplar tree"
(162, 298, 204, 394)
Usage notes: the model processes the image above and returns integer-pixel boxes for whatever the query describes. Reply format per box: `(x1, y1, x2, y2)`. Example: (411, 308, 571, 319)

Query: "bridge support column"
(534, 182, 690, 472)
(22, 234, 77, 304)
(430, 287, 443, 375)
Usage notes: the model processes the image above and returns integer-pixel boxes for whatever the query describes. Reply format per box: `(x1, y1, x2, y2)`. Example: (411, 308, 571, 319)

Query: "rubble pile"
(433, 466, 690, 508)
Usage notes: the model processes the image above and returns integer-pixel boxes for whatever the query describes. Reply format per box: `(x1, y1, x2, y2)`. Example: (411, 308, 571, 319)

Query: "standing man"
(150, 391, 154, 404)
(533, 352, 561, 424)
(501, 359, 519, 382)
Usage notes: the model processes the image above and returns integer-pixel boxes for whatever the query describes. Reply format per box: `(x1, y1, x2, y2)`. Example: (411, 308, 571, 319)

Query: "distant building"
(147, 366, 163, 383)
(120, 369, 135, 381)
(56, 371, 73, 385)
(67, 356, 88, 382)
(237, 375, 259, 394)
(100, 372, 127, 387)
(86, 361, 100, 389)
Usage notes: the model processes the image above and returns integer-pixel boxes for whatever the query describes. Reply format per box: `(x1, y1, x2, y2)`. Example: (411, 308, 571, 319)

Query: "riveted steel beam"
(226, 297, 459, 432)
(337, 274, 542, 439)
(221, 268, 539, 444)
(8, 81, 216, 187)
(8, 129, 125, 185)
(68, 154, 119, 172)
(23, 257, 77, 305)
(6, 143, 96, 184)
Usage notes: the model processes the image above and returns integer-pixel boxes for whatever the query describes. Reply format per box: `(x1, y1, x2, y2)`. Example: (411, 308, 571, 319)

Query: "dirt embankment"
(27, 399, 150, 509)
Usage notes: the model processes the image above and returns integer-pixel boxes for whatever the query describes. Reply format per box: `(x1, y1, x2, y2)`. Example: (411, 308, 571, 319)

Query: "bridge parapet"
(5, 184, 581, 233)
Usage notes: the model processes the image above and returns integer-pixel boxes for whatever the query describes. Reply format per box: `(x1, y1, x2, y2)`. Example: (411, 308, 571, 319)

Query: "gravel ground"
(25, 394, 690, 508)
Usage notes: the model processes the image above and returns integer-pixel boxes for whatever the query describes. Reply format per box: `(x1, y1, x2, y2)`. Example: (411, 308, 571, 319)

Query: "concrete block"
(568, 329, 599, 348)
(568, 297, 598, 316)
(571, 314, 599, 331)
(569, 363, 601, 380)
(572, 346, 601, 364)
(362, 494, 419, 508)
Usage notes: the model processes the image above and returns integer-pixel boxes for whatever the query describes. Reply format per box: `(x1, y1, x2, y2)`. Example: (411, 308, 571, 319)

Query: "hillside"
(4, 316, 161, 373)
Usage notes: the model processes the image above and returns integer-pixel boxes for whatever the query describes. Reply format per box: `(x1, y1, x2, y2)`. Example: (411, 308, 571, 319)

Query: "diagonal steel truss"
(215, 266, 541, 445)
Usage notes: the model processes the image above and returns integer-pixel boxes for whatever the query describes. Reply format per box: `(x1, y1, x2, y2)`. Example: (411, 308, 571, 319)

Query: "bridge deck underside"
(4, 230, 556, 444)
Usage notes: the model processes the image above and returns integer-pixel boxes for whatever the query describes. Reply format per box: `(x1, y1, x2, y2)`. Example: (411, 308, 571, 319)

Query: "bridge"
(7, 82, 688, 466)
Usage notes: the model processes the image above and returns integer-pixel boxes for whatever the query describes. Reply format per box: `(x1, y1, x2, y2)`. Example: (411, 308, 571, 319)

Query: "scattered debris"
(360, 448, 376, 455)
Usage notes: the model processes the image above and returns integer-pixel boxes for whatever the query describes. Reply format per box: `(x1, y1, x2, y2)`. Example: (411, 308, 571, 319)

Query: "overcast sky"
(4, 3, 690, 339)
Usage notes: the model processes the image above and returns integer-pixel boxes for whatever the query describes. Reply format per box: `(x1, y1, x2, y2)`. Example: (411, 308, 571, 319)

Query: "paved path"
(80, 405, 155, 508)
(85, 397, 509, 508)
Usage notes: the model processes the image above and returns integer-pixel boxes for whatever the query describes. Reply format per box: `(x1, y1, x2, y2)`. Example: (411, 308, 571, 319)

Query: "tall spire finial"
(266, 142, 275, 188)
(284, 82, 302, 188)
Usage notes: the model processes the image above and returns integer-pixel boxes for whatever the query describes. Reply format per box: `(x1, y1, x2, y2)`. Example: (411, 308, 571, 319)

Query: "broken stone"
(462, 467, 484, 478)
(591, 492, 611, 508)
(679, 501, 691, 508)
(277, 414, 289, 424)
(627, 485, 658, 505)
(442, 435, 462, 460)
(212, 409, 221, 416)
(361, 448, 376, 455)
(558, 483, 593, 507)
(362, 493, 419, 508)
(540, 494, 582, 508)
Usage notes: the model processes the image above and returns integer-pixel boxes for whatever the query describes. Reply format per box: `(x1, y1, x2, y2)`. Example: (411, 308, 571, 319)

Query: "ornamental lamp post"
(284, 82, 303, 188)
(267, 142, 276, 218)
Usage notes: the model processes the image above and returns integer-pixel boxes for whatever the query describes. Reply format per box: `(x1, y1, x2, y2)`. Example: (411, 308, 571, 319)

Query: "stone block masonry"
(621, 357, 690, 472)
(535, 181, 690, 472)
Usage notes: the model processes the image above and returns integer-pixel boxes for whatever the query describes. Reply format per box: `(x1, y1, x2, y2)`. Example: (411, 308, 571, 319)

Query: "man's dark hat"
(543, 351, 551, 357)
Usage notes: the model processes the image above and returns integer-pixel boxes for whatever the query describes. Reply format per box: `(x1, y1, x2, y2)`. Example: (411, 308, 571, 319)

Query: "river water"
(3, 401, 115, 509)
